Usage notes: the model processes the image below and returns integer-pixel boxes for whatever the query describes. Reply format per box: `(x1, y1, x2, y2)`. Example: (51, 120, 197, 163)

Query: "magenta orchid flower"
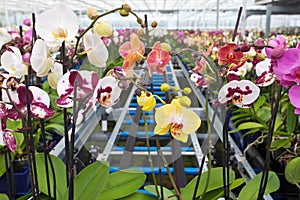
(0, 46, 27, 78)
(218, 80, 260, 108)
(275, 48, 300, 114)
(3, 84, 55, 120)
(56, 70, 100, 108)
(92, 76, 122, 108)
(0, 129, 17, 152)
(35, 4, 79, 47)
(255, 58, 276, 87)
(265, 35, 286, 59)
(146, 41, 171, 76)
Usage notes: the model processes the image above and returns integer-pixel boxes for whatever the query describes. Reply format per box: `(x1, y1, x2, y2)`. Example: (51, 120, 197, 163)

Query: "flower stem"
(155, 136, 182, 200)
(143, 111, 160, 199)
(200, 90, 212, 199)
(257, 85, 282, 199)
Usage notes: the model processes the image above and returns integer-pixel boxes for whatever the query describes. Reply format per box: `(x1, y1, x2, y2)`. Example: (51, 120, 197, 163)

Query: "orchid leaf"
(144, 185, 176, 200)
(73, 161, 109, 200)
(287, 103, 297, 134)
(181, 167, 235, 200)
(97, 169, 146, 200)
(270, 138, 290, 151)
(35, 153, 67, 200)
(0, 194, 9, 200)
(285, 157, 300, 187)
(238, 171, 280, 200)
(38, 124, 65, 136)
(237, 122, 265, 131)
(202, 178, 246, 200)
(118, 192, 157, 200)
(254, 96, 266, 112)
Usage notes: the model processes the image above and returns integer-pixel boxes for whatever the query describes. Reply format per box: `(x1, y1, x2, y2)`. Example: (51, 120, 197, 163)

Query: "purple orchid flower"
(0, 128, 17, 152)
(265, 35, 287, 59)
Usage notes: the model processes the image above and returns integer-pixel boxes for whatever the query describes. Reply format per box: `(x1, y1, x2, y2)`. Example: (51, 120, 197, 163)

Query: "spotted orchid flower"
(218, 43, 244, 66)
(154, 99, 201, 143)
(255, 58, 276, 87)
(35, 4, 79, 47)
(218, 80, 260, 108)
(189, 71, 209, 88)
(0, 129, 17, 152)
(0, 46, 27, 78)
(146, 41, 171, 76)
(119, 33, 145, 73)
(3, 84, 55, 120)
(83, 30, 108, 68)
(30, 39, 63, 88)
(56, 70, 99, 108)
(92, 76, 122, 108)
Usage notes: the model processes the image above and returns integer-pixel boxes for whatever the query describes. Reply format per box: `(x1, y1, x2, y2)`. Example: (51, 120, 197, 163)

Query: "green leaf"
(285, 157, 300, 186)
(0, 193, 9, 200)
(242, 128, 261, 137)
(230, 113, 251, 122)
(98, 169, 146, 200)
(270, 138, 290, 151)
(118, 192, 157, 200)
(6, 119, 22, 130)
(144, 185, 176, 200)
(38, 124, 65, 136)
(254, 96, 266, 112)
(181, 167, 235, 200)
(238, 171, 280, 200)
(287, 103, 297, 134)
(203, 178, 246, 200)
(35, 153, 67, 200)
(237, 122, 265, 131)
(73, 161, 109, 200)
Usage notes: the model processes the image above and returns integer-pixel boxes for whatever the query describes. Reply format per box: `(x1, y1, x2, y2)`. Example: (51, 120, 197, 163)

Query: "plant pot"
(0, 163, 31, 195)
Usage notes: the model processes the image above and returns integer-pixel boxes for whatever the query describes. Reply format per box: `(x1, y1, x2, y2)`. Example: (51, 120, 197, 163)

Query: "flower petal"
(29, 86, 51, 107)
(3, 130, 17, 152)
(31, 102, 55, 119)
(181, 109, 201, 135)
(289, 85, 300, 113)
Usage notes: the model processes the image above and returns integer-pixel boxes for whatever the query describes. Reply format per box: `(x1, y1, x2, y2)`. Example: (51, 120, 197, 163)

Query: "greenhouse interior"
(0, 0, 300, 199)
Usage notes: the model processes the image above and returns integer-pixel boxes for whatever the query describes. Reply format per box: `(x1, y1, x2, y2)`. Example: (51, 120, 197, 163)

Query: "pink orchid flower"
(119, 33, 145, 73)
(146, 41, 171, 76)
(275, 47, 300, 114)
(265, 35, 287, 59)
(218, 80, 260, 108)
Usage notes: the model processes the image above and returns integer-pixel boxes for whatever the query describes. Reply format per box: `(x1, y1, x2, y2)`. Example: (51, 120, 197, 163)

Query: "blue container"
(0, 165, 31, 195)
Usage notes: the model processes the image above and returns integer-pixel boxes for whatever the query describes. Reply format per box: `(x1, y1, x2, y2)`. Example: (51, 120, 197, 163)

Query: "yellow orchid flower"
(136, 91, 156, 111)
(154, 99, 201, 143)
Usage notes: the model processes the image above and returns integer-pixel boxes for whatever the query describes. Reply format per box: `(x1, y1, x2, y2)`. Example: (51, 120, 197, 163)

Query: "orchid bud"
(179, 96, 191, 107)
(119, 9, 129, 17)
(137, 17, 143, 25)
(160, 83, 171, 92)
(182, 87, 191, 95)
(87, 7, 98, 20)
(122, 4, 132, 13)
(240, 43, 250, 52)
(23, 18, 31, 26)
(254, 38, 266, 49)
(151, 21, 158, 28)
(93, 20, 113, 37)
